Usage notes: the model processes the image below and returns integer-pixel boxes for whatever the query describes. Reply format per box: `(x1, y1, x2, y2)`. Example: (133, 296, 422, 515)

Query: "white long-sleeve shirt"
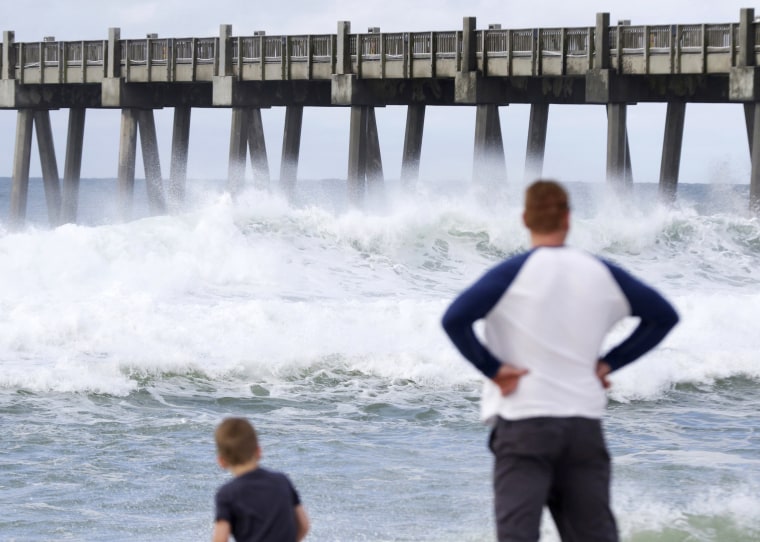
(442, 246, 679, 424)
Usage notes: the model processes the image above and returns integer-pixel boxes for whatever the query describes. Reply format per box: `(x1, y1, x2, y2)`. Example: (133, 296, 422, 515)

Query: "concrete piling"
(247, 108, 270, 189)
(744, 103, 754, 155)
(136, 109, 167, 214)
(169, 106, 191, 209)
(227, 107, 248, 195)
(365, 107, 384, 193)
(658, 102, 686, 203)
(33, 110, 62, 226)
(347, 105, 385, 204)
(10, 110, 34, 227)
(738, 8, 759, 210)
(606, 103, 628, 188)
(525, 103, 549, 183)
(400, 104, 425, 186)
(61, 108, 86, 224)
(751, 102, 760, 211)
(117, 108, 138, 220)
(473, 104, 506, 184)
(347, 105, 368, 204)
(280, 105, 303, 196)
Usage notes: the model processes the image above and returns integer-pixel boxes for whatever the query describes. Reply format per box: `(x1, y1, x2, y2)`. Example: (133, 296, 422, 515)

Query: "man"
(442, 180, 678, 542)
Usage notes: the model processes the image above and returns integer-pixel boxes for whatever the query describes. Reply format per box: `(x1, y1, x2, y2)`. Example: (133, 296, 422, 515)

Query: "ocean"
(0, 176, 758, 541)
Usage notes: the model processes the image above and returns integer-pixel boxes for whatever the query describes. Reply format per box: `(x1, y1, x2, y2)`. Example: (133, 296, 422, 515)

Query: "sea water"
(0, 177, 759, 541)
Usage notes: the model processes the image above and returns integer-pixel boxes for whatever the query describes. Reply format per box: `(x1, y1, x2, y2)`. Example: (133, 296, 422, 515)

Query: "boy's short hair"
(523, 180, 570, 233)
(215, 417, 260, 466)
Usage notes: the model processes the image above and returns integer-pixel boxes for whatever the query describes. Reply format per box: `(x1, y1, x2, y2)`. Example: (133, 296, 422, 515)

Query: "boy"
(213, 417, 310, 542)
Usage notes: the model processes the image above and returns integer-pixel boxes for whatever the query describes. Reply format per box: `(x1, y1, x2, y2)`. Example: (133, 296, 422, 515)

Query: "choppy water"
(1, 177, 759, 541)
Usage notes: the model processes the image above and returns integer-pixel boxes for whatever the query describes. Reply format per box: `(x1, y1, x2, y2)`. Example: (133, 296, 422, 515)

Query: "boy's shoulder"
(218, 467, 293, 494)
(216, 466, 301, 512)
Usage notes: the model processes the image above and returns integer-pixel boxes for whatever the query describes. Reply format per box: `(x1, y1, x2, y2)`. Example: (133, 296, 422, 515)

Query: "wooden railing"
(1, 22, 756, 83)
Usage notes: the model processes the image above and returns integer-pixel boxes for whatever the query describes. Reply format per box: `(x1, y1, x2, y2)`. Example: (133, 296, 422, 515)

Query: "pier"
(2, 8, 760, 226)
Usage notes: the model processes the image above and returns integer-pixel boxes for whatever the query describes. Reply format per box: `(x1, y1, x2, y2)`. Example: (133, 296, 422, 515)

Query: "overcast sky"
(0, 0, 756, 185)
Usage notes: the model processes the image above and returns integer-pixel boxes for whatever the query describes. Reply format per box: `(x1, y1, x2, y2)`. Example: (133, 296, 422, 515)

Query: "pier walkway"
(2, 9, 760, 225)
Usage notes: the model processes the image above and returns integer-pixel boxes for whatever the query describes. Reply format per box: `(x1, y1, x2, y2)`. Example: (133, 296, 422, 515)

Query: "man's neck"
(530, 231, 567, 248)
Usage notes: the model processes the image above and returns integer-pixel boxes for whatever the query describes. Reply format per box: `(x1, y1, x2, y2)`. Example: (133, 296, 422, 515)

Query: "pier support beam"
(750, 102, 760, 211)
(606, 103, 630, 188)
(248, 108, 270, 190)
(524, 103, 549, 183)
(61, 108, 86, 224)
(658, 102, 686, 203)
(118, 108, 168, 219)
(280, 105, 303, 196)
(366, 107, 384, 198)
(117, 109, 138, 220)
(227, 107, 271, 195)
(347, 105, 369, 205)
(169, 106, 191, 209)
(34, 110, 62, 226)
(136, 110, 167, 215)
(347, 105, 385, 204)
(473, 104, 506, 184)
(735, 8, 760, 211)
(400, 104, 425, 187)
(739, 6, 758, 158)
(9, 110, 34, 227)
(227, 107, 248, 195)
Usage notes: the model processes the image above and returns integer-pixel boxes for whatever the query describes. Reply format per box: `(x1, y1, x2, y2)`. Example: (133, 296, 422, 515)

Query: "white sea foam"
(0, 183, 757, 398)
(1, 180, 758, 542)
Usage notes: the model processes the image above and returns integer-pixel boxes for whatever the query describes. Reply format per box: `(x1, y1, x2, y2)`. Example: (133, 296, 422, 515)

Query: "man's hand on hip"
(491, 364, 530, 396)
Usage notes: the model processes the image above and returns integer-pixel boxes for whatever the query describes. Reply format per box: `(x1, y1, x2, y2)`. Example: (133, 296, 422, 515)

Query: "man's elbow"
(664, 305, 679, 331)
(441, 309, 458, 338)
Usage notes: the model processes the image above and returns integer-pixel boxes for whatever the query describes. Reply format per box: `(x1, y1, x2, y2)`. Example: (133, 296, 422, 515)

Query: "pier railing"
(0, 21, 756, 84)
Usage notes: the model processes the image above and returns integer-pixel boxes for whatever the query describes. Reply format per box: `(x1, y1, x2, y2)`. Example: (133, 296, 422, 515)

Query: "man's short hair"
(523, 180, 570, 233)
(215, 417, 259, 466)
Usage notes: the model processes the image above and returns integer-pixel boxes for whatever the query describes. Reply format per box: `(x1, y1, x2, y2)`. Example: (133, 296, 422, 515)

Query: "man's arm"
(442, 254, 531, 379)
(603, 264, 679, 371)
(212, 520, 231, 542)
(295, 504, 310, 541)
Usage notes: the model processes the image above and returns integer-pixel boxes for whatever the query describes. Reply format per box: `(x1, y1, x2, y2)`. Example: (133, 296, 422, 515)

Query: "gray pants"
(489, 417, 618, 542)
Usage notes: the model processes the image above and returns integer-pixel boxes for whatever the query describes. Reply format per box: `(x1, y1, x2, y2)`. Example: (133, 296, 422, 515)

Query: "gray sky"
(0, 0, 755, 184)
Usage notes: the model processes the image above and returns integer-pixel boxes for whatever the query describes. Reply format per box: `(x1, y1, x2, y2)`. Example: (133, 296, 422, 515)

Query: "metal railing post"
(107, 27, 120, 78)
(595, 13, 610, 69)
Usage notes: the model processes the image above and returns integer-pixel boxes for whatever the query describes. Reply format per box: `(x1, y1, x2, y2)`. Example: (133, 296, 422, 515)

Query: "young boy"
(213, 417, 310, 542)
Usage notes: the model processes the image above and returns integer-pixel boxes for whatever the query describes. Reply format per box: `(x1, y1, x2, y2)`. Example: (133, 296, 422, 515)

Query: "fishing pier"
(2, 8, 760, 226)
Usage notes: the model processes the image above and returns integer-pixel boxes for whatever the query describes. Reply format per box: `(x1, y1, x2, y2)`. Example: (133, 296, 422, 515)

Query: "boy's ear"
(217, 455, 229, 469)
(255, 447, 262, 461)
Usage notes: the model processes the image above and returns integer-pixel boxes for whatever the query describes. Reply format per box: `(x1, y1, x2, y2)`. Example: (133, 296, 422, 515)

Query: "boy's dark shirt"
(215, 467, 301, 542)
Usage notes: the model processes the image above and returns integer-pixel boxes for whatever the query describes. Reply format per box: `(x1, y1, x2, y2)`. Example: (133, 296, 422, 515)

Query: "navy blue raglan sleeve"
(602, 262, 679, 372)
(442, 252, 532, 378)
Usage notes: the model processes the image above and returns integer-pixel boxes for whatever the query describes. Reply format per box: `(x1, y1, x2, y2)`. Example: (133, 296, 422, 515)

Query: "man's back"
(479, 246, 631, 422)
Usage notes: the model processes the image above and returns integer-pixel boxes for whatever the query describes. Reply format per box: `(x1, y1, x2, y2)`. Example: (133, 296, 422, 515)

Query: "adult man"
(442, 180, 678, 542)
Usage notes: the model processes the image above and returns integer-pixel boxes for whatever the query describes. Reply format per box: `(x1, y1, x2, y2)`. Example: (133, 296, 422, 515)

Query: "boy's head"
(215, 417, 260, 467)
(523, 180, 570, 234)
